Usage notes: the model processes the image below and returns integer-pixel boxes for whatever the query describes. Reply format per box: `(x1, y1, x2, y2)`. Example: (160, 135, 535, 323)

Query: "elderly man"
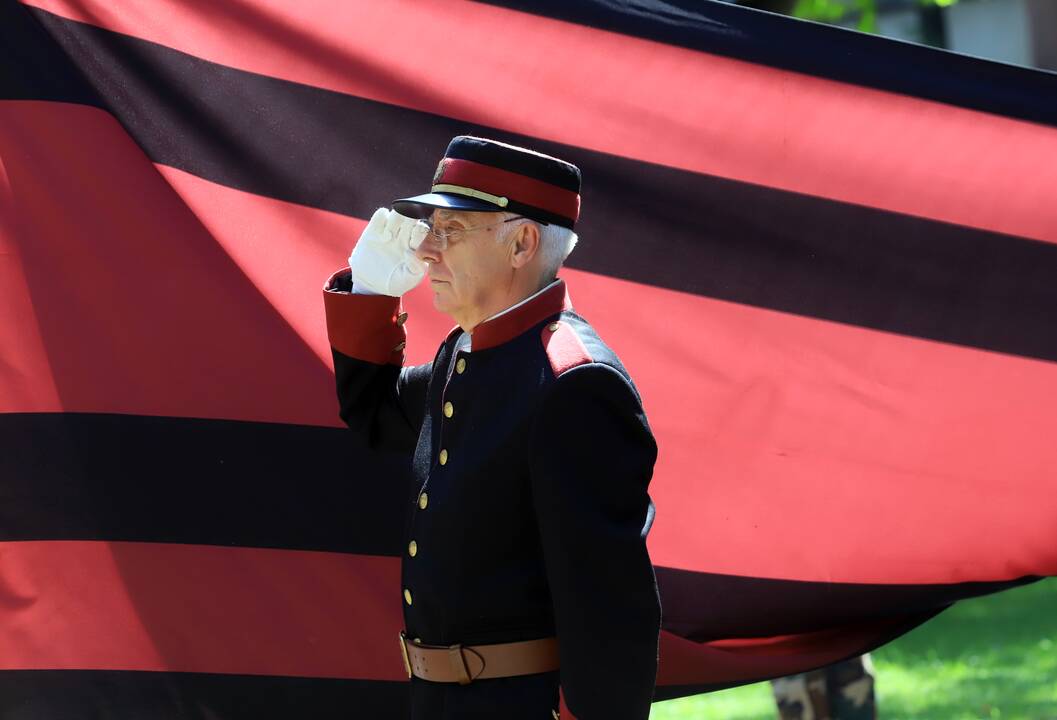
(322, 136, 661, 719)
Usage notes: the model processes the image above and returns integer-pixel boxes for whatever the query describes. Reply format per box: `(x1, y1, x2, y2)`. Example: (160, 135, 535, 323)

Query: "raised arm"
(322, 208, 432, 453)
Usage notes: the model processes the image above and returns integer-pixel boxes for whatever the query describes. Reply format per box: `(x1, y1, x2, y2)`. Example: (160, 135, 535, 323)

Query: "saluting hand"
(348, 207, 429, 296)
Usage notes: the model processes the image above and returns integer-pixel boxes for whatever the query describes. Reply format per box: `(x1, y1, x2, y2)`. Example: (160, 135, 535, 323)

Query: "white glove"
(348, 207, 429, 296)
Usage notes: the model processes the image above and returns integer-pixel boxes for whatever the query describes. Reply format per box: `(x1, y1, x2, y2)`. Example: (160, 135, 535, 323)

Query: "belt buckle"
(398, 631, 412, 679)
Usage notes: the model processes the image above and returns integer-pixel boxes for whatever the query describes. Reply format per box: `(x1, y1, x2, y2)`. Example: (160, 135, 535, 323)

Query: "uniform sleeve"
(323, 267, 431, 453)
(529, 363, 661, 720)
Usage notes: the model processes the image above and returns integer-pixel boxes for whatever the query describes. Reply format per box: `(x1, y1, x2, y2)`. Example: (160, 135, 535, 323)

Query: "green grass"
(650, 578, 1057, 719)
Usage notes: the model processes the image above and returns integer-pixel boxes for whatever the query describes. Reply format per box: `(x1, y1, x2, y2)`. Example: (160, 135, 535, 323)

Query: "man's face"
(416, 209, 515, 320)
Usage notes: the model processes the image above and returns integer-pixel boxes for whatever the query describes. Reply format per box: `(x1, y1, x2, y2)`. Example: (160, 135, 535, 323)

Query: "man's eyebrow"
(435, 209, 469, 223)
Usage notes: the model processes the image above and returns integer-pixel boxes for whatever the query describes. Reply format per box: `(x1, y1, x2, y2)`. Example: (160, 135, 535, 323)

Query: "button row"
(404, 350, 465, 618)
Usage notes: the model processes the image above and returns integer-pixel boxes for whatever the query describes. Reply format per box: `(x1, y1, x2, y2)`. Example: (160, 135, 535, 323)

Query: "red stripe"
(576, 266, 1057, 584)
(3, 102, 1055, 585)
(437, 158, 579, 223)
(21, 0, 1057, 245)
(0, 540, 405, 678)
(0, 101, 344, 426)
(0, 539, 911, 686)
(0, 161, 60, 412)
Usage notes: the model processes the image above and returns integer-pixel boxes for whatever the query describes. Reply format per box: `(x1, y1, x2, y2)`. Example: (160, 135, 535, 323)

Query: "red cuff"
(323, 268, 407, 365)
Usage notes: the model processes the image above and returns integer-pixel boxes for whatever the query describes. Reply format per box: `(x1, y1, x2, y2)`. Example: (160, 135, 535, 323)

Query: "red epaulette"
(541, 319, 592, 377)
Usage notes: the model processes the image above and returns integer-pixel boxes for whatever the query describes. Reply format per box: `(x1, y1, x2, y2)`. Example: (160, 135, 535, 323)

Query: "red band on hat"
(436, 158, 580, 223)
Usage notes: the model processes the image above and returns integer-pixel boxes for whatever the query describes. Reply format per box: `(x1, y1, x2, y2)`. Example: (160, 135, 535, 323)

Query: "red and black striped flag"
(2, 0, 1056, 715)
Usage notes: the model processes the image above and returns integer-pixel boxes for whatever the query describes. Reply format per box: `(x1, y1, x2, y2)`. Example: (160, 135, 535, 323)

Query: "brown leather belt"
(398, 631, 559, 685)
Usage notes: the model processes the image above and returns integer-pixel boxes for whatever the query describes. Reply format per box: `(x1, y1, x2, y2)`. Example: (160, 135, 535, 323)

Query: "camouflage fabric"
(771, 654, 876, 720)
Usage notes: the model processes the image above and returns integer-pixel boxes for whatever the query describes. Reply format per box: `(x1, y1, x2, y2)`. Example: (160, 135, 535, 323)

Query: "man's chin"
(430, 284, 452, 313)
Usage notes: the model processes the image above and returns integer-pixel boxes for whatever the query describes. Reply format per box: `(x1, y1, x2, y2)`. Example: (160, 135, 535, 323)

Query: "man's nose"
(414, 233, 444, 264)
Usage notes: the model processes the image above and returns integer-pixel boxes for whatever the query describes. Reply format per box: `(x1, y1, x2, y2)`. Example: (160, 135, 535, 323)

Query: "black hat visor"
(392, 192, 504, 220)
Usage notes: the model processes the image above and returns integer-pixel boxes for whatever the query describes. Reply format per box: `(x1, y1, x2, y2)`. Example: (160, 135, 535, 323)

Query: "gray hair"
(498, 212, 578, 282)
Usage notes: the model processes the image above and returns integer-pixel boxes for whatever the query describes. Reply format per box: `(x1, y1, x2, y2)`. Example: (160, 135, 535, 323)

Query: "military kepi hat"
(392, 136, 581, 229)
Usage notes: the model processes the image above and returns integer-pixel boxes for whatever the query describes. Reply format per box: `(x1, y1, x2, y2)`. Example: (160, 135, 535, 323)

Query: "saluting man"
(323, 136, 661, 719)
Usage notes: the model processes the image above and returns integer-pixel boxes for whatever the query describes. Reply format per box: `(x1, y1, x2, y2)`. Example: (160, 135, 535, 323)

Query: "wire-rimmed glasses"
(421, 215, 547, 250)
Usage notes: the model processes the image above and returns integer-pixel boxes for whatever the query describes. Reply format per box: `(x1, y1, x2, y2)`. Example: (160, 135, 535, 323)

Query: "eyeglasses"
(422, 215, 548, 250)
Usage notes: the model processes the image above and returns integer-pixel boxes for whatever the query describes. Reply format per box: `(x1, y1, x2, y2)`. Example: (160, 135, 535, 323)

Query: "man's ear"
(510, 222, 541, 269)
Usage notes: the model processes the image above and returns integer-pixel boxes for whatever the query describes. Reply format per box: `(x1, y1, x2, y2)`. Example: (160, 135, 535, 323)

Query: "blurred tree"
(735, 0, 960, 33)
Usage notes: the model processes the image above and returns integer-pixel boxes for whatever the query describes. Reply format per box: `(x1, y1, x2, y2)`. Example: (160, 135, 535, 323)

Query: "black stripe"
(474, 0, 1057, 129)
(1, 410, 1036, 652)
(2, 412, 1031, 612)
(651, 607, 941, 698)
(655, 565, 1037, 640)
(10, 8, 1057, 364)
(0, 412, 409, 556)
(0, 1, 100, 105)
(0, 624, 953, 712)
(0, 670, 406, 719)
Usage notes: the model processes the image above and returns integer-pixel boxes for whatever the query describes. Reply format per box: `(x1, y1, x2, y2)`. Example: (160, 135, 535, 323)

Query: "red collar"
(466, 280, 572, 351)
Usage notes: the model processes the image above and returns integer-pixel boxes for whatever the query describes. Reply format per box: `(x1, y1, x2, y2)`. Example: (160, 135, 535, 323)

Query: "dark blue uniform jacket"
(323, 272, 661, 719)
